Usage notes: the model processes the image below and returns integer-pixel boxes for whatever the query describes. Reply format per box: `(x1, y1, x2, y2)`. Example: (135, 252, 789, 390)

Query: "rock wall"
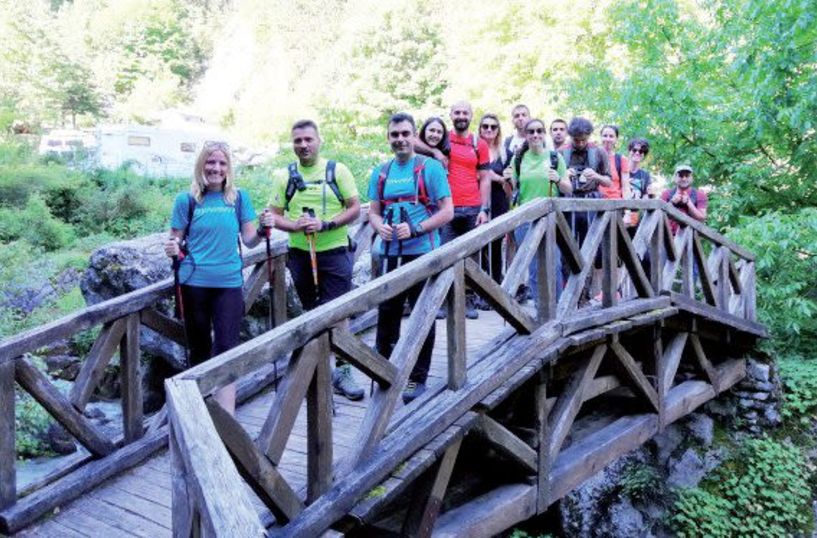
(556, 357, 783, 537)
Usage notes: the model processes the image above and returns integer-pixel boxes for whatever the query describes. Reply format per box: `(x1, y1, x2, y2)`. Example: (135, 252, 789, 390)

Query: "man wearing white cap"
(661, 163, 707, 235)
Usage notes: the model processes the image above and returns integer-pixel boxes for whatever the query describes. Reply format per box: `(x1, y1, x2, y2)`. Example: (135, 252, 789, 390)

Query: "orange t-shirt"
(447, 131, 490, 207)
(599, 151, 629, 199)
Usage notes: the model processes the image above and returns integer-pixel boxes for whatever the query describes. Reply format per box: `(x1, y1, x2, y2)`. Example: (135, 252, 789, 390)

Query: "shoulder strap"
(284, 162, 300, 211)
(614, 153, 622, 178)
(413, 156, 429, 206)
(561, 148, 573, 168)
(377, 160, 394, 202)
(689, 187, 698, 205)
(588, 147, 600, 173)
(184, 194, 196, 240)
(503, 136, 513, 165)
(471, 133, 480, 161)
(550, 150, 558, 170)
(325, 160, 343, 205)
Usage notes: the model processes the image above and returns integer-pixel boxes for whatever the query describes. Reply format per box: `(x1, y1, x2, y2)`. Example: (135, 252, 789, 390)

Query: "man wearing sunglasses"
(661, 164, 708, 235)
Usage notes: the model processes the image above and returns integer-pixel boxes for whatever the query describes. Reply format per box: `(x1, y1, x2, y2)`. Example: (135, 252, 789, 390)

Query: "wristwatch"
(480, 206, 491, 216)
(414, 222, 425, 236)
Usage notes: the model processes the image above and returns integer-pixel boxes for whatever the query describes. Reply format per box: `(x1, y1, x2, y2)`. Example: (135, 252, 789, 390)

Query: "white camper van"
(93, 124, 228, 178)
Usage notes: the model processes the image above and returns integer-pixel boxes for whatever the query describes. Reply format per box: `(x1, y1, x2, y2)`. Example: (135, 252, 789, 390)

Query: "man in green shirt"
(264, 119, 364, 400)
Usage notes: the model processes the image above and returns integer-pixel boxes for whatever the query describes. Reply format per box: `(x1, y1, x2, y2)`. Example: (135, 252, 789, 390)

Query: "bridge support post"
(402, 438, 462, 538)
(535, 369, 550, 513)
(0, 359, 14, 511)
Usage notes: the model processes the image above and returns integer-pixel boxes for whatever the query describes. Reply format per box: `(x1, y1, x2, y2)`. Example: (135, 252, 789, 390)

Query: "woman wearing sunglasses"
(163, 142, 266, 414)
(477, 113, 510, 287)
(511, 119, 572, 304)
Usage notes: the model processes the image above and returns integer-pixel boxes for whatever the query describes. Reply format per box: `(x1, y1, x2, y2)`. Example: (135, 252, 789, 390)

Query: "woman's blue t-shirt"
(170, 190, 256, 288)
(367, 157, 450, 256)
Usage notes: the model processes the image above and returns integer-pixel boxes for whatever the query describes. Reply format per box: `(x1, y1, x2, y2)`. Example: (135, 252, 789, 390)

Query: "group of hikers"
(163, 101, 709, 411)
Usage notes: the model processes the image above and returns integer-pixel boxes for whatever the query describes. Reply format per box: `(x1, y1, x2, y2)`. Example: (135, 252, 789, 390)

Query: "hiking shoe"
(515, 284, 530, 304)
(436, 307, 447, 320)
(402, 381, 426, 404)
(475, 296, 492, 311)
(465, 295, 479, 320)
(332, 365, 364, 401)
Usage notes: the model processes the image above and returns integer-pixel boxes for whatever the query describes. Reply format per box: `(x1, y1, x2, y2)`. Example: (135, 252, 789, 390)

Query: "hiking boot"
(436, 307, 447, 320)
(475, 296, 492, 311)
(465, 295, 479, 320)
(515, 284, 530, 304)
(402, 381, 426, 404)
(332, 364, 364, 401)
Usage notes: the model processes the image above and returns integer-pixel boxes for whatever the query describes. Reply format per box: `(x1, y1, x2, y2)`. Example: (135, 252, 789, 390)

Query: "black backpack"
(284, 160, 344, 213)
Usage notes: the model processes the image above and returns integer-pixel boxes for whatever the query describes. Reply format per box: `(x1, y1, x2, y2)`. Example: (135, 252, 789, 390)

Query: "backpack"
(630, 169, 651, 198)
(284, 160, 343, 214)
(514, 143, 559, 178)
(560, 146, 603, 198)
(184, 189, 245, 259)
(377, 156, 436, 249)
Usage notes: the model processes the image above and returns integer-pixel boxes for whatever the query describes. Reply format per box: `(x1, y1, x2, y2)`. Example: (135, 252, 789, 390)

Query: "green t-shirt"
(269, 158, 359, 252)
(513, 150, 567, 205)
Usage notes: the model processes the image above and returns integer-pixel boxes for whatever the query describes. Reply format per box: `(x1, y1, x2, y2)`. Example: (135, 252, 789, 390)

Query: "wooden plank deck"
(17, 311, 510, 537)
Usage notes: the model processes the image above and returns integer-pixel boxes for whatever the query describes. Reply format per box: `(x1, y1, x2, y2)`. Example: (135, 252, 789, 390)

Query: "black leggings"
(181, 285, 244, 367)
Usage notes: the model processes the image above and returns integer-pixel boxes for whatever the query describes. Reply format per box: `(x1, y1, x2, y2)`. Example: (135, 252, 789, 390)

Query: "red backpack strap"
(413, 156, 429, 206)
(377, 159, 394, 204)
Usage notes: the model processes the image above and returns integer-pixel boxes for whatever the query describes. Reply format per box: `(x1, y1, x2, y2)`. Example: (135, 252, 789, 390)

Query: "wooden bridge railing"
(0, 207, 377, 534)
(164, 198, 765, 536)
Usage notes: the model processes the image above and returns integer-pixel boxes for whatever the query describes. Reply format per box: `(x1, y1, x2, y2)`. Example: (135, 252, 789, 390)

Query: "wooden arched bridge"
(0, 198, 766, 537)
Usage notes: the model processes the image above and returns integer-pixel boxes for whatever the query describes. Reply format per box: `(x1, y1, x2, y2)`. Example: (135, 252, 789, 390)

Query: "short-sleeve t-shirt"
(368, 156, 450, 256)
(269, 158, 358, 252)
(661, 187, 708, 235)
(170, 190, 256, 288)
(599, 152, 630, 199)
(447, 132, 490, 207)
(512, 150, 568, 205)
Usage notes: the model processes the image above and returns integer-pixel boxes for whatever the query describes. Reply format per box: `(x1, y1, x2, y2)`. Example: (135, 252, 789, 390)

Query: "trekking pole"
(303, 207, 320, 303)
(171, 247, 190, 368)
(381, 207, 394, 276)
(397, 206, 408, 269)
(260, 210, 279, 389)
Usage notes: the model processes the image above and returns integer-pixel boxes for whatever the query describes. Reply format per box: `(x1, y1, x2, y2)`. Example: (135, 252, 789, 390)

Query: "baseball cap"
(674, 164, 693, 174)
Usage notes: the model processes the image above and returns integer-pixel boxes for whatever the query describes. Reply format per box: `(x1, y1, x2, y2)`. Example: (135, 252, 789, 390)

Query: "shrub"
(620, 462, 662, 502)
(778, 357, 817, 430)
(672, 437, 812, 537)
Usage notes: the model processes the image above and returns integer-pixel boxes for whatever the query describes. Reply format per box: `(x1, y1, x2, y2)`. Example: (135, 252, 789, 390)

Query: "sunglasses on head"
(630, 147, 647, 155)
(480, 123, 498, 131)
(526, 128, 545, 135)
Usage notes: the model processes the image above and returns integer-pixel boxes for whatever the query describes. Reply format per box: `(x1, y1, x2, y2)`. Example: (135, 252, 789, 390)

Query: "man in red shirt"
(416, 100, 491, 318)
(661, 164, 708, 235)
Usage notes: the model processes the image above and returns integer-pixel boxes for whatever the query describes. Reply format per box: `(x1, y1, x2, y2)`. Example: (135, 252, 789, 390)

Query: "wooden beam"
(401, 438, 462, 538)
(718, 247, 731, 313)
(432, 484, 536, 538)
(557, 212, 611, 318)
(446, 261, 467, 390)
(630, 209, 661, 257)
(649, 211, 663, 292)
(666, 291, 767, 337)
(602, 211, 619, 307)
(616, 218, 654, 298)
(307, 334, 333, 504)
(728, 258, 742, 294)
(120, 313, 143, 443)
(476, 414, 537, 474)
(662, 202, 755, 261)
(348, 268, 454, 466)
(661, 226, 689, 290)
(0, 427, 166, 534)
(169, 423, 195, 538)
(15, 358, 115, 457)
(69, 318, 127, 411)
(330, 327, 398, 388)
(680, 229, 694, 297)
(609, 341, 660, 413)
(689, 333, 720, 392)
(548, 345, 606, 462)
(502, 216, 549, 297)
(463, 258, 536, 334)
(658, 332, 687, 422)
(139, 308, 185, 346)
(205, 398, 304, 523)
(534, 371, 549, 513)
(662, 214, 678, 262)
(165, 378, 265, 536)
(0, 360, 14, 510)
(258, 337, 322, 464)
(242, 259, 270, 314)
(536, 212, 558, 322)
(692, 232, 718, 307)
(553, 210, 583, 274)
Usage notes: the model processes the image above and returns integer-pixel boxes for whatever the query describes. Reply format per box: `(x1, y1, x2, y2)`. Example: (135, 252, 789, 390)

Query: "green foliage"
(672, 437, 813, 537)
(727, 209, 817, 355)
(778, 357, 817, 429)
(620, 462, 662, 502)
(0, 194, 76, 251)
(15, 390, 55, 459)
